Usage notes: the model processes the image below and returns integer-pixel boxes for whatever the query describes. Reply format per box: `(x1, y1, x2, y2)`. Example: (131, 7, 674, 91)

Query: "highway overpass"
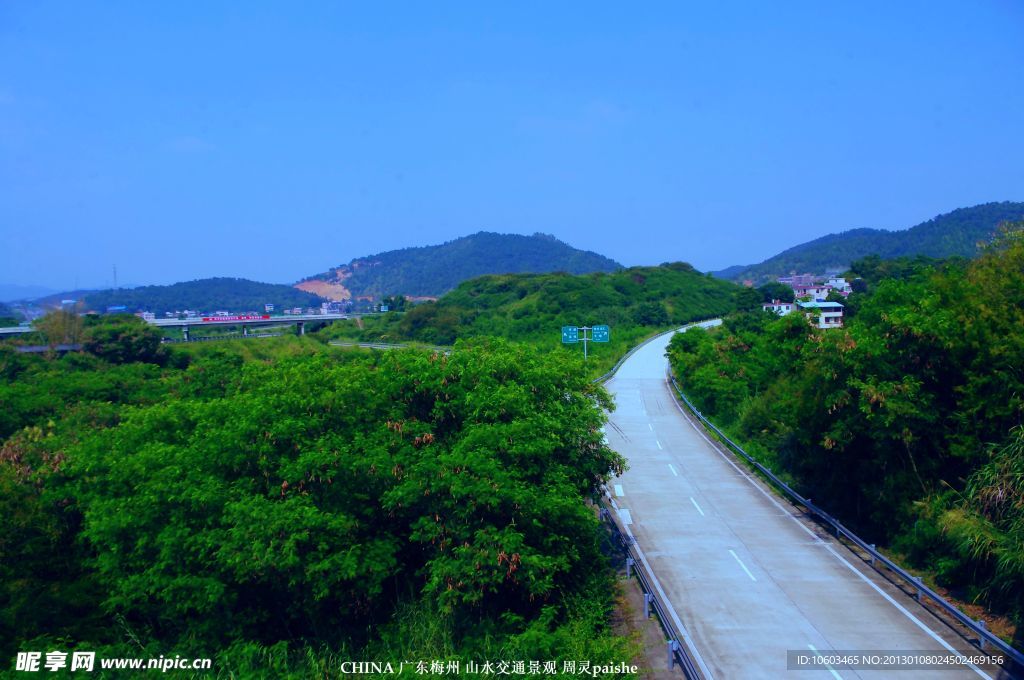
(604, 328, 1012, 679)
(0, 313, 351, 340)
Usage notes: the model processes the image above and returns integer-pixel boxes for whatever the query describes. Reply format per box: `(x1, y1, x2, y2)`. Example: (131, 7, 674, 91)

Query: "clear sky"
(2, 2, 1023, 290)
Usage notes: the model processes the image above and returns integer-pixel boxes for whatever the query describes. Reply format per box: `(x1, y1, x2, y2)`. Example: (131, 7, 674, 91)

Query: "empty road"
(605, 328, 1009, 679)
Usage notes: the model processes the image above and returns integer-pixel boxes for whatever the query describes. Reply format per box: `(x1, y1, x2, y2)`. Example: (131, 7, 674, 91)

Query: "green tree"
(48, 341, 623, 653)
(734, 286, 764, 311)
(34, 310, 84, 347)
(757, 281, 794, 303)
(631, 302, 668, 326)
(82, 315, 168, 365)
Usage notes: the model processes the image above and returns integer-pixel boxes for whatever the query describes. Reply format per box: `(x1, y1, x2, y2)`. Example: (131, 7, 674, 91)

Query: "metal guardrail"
(668, 373, 1024, 671)
(328, 340, 451, 353)
(597, 499, 704, 678)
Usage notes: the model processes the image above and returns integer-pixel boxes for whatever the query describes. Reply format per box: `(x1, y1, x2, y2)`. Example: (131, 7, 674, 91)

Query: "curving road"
(605, 327, 1009, 680)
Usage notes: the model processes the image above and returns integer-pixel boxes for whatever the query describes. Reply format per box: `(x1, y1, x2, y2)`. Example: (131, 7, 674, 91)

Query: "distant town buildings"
(776, 272, 854, 303)
(777, 273, 817, 288)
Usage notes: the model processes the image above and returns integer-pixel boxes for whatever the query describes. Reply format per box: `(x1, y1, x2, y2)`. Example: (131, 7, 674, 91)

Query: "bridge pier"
(297, 321, 305, 336)
(243, 325, 249, 337)
(182, 326, 190, 342)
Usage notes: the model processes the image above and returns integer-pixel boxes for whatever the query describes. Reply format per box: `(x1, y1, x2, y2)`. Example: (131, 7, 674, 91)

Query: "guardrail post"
(869, 544, 876, 565)
(913, 576, 923, 601)
(977, 620, 987, 650)
(625, 557, 635, 578)
(667, 640, 678, 670)
(643, 593, 652, 619)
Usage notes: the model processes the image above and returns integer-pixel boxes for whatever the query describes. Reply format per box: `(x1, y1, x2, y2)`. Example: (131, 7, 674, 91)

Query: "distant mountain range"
(80, 278, 324, 316)
(296, 231, 622, 300)
(0, 283, 58, 302)
(715, 201, 1024, 283)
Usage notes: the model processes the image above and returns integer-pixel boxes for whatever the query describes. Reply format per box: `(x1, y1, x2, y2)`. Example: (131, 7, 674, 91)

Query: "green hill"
(319, 262, 741, 375)
(716, 201, 1024, 283)
(296, 231, 622, 300)
(83, 278, 325, 315)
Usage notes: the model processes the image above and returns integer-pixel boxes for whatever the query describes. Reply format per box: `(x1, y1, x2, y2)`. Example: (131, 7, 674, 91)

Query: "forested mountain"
(716, 201, 1024, 283)
(82, 277, 325, 315)
(296, 231, 622, 300)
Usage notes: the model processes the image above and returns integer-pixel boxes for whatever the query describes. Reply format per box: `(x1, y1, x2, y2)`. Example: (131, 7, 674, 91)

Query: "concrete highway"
(605, 328, 1009, 679)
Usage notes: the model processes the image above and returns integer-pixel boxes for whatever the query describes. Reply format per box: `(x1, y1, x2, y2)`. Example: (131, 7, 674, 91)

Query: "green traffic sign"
(592, 325, 610, 342)
(561, 326, 579, 344)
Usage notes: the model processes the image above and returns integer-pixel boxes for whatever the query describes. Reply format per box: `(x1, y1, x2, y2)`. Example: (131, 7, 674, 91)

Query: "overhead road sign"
(560, 324, 610, 359)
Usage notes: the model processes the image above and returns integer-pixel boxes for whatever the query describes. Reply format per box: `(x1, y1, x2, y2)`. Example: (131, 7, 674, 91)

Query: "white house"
(826, 276, 852, 295)
(762, 299, 796, 316)
(793, 284, 833, 301)
(798, 300, 844, 328)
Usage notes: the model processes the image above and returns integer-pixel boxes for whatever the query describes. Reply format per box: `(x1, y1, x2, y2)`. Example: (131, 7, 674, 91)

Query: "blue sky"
(2, 2, 1023, 290)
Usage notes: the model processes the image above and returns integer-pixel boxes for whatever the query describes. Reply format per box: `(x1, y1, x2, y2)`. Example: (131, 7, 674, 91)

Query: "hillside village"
(762, 273, 853, 328)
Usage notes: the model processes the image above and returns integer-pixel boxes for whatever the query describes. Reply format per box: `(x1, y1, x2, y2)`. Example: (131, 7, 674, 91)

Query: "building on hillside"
(826, 276, 852, 296)
(265, 303, 274, 313)
(762, 300, 796, 315)
(778, 273, 817, 287)
(798, 300, 844, 328)
(793, 284, 833, 301)
(136, 311, 156, 321)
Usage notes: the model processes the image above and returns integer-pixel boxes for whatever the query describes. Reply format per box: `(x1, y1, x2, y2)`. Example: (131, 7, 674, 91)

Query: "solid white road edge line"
(618, 506, 716, 680)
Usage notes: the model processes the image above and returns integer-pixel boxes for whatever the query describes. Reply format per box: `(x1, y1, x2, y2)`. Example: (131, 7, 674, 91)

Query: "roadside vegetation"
(666, 223, 1024, 642)
(1, 320, 639, 676)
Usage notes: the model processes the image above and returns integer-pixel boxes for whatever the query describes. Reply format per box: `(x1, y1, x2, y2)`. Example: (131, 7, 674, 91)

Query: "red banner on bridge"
(200, 315, 271, 322)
